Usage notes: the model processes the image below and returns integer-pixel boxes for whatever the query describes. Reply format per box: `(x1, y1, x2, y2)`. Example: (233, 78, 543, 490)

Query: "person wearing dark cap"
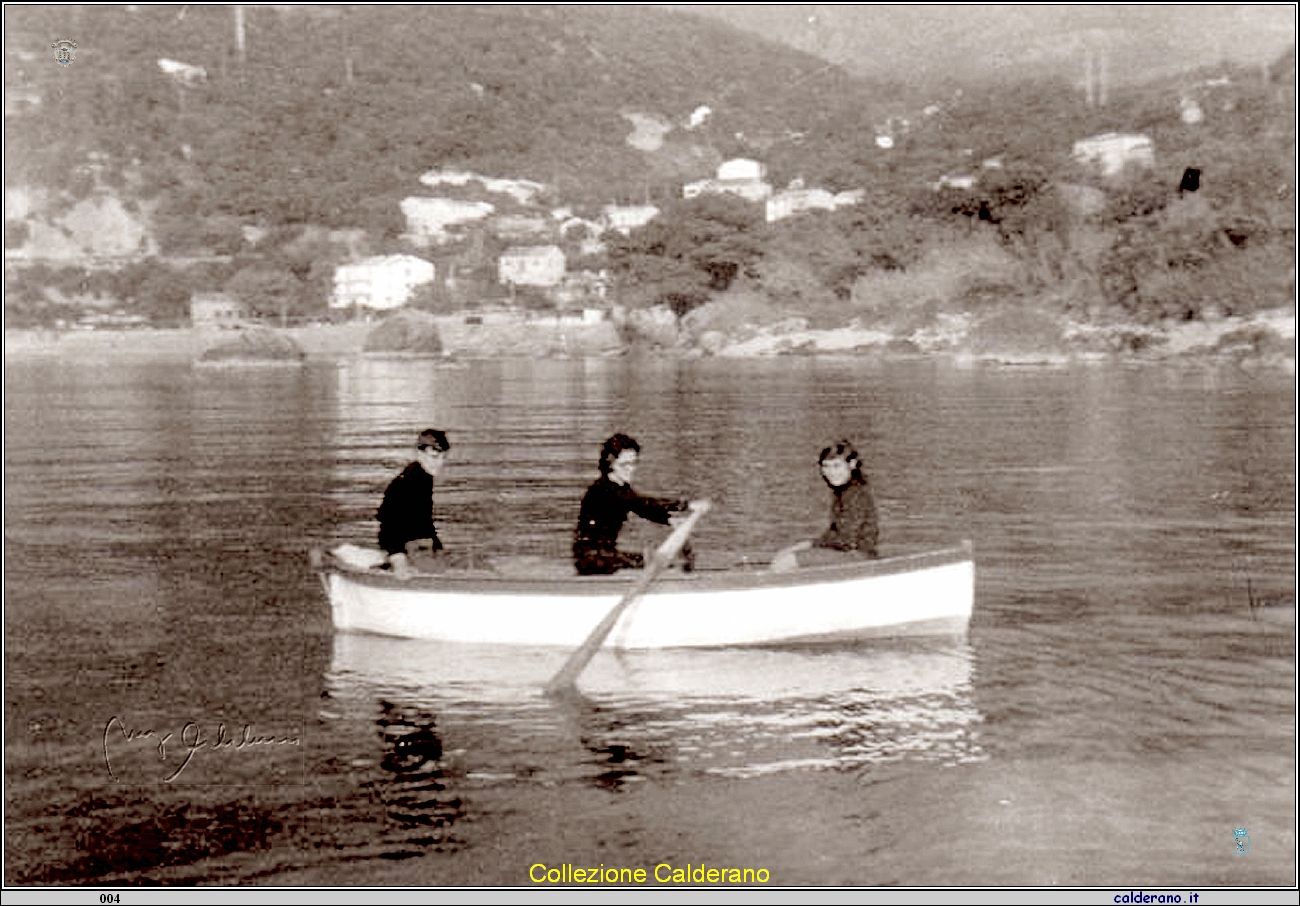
(573, 433, 700, 575)
(378, 428, 449, 580)
(771, 439, 879, 572)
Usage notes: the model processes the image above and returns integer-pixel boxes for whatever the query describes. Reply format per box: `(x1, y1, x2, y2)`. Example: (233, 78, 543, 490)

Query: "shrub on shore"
(362, 310, 444, 355)
(849, 233, 1022, 326)
(198, 327, 304, 362)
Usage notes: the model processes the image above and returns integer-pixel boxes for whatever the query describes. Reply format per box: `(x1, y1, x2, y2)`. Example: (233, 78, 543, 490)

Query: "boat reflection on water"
(324, 633, 985, 792)
(370, 701, 466, 855)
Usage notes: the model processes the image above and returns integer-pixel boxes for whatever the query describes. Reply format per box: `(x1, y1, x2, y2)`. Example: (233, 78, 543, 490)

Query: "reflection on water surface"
(325, 635, 984, 788)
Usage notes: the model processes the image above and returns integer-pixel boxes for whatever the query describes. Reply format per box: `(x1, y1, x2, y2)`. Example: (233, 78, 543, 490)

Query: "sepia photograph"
(4, 4, 1295, 895)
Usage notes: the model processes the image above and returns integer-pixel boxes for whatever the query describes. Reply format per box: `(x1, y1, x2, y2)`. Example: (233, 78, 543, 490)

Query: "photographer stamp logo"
(52, 38, 77, 66)
(1232, 826, 1249, 856)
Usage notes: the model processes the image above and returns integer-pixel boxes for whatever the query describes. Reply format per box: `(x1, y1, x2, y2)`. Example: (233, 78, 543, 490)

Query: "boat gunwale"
(323, 541, 973, 597)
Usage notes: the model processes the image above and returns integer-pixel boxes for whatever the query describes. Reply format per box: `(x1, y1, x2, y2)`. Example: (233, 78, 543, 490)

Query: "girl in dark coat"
(771, 439, 879, 572)
(811, 439, 879, 557)
(573, 433, 690, 575)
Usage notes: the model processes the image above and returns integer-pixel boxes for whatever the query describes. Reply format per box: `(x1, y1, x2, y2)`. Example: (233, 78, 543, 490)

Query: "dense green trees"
(4, 5, 1293, 329)
(605, 195, 765, 314)
(604, 55, 1294, 326)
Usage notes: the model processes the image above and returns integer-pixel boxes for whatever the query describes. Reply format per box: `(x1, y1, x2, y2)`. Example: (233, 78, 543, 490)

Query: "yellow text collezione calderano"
(529, 862, 771, 885)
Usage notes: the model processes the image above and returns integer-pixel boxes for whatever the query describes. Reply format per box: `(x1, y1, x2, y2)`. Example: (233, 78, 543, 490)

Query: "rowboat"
(321, 541, 974, 649)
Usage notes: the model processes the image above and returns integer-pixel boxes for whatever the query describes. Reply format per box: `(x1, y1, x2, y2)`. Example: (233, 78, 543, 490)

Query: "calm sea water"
(4, 356, 1294, 884)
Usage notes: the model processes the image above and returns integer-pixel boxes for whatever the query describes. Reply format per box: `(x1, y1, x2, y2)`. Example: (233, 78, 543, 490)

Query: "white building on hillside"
(716, 158, 764, 181)
(490, 214, 552, 241)
(418, 169, 546, 205)
(766, 187, 864, 223)
(401, 197, 494, 246)
(332, 255, 435, 310)
(934, 174, 978, 191)
(499, 245, 566, 287)
(683, 158, 772, 203)
(550, 270, 610, 308)
(686, 105, 712, 129)
(1072, 133, 1154, 177)
(602, 204, 659, 235)
(190, 292, 244, 327)
(560, 216, 604, 238)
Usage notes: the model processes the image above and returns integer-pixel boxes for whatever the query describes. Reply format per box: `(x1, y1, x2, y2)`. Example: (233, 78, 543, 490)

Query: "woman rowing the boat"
(573, 433, 701, 575)
(771, 439, 879, 572)
(378, 428, 449, 580)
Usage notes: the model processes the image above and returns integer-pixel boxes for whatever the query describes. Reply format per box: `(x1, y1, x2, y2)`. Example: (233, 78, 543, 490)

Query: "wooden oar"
(545, 500, 710, 696)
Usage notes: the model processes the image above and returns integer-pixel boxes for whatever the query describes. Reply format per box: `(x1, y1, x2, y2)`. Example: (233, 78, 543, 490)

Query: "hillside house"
(717, 158, 763, 181)
(684, 158, 772, 203)
(332, 255, 435, 310)
(490, 214, 552, 241)
(934, 174, 979, 191)
(499, 246, 566, 288)
(550, 270, 609, 308)
(401, 197, 494, 246)
(418, 169, 546, 205)
(560, 216, 604, 239)
(190, 292, 245, 327)
(765, 188, 864, 223)
(601, 205, 659, 236)
(1072, 133, 1154, 177)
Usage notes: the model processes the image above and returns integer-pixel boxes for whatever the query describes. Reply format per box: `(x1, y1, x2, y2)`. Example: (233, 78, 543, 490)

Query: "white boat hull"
(325, 543, 974, 649)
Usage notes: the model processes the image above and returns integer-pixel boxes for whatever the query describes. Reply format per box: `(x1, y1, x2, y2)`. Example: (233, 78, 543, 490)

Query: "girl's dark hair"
(819, 439, 865, 484)
(599, 433, 640, 475)
(416, 428, 450, 452)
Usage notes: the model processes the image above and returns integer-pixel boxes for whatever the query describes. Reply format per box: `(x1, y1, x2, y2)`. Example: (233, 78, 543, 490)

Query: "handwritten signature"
(103, 716, 301, 783)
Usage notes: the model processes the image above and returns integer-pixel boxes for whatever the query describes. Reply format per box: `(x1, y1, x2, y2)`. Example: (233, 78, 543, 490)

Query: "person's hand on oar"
(387, 551, 417, 580)
(670, 499, 711, 519)
(547, 499, 711, 697)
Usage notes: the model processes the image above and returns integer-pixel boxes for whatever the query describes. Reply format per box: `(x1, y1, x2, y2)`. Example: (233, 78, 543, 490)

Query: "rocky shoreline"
(5, 306, 1294, 368)
(630, 302, 1297, 369)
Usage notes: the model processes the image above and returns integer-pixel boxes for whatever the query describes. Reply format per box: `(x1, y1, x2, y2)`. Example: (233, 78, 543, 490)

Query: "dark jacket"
(573, 477, 681, 572)
(816, 476, 879, 557)
(377, 462, 442, 556)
